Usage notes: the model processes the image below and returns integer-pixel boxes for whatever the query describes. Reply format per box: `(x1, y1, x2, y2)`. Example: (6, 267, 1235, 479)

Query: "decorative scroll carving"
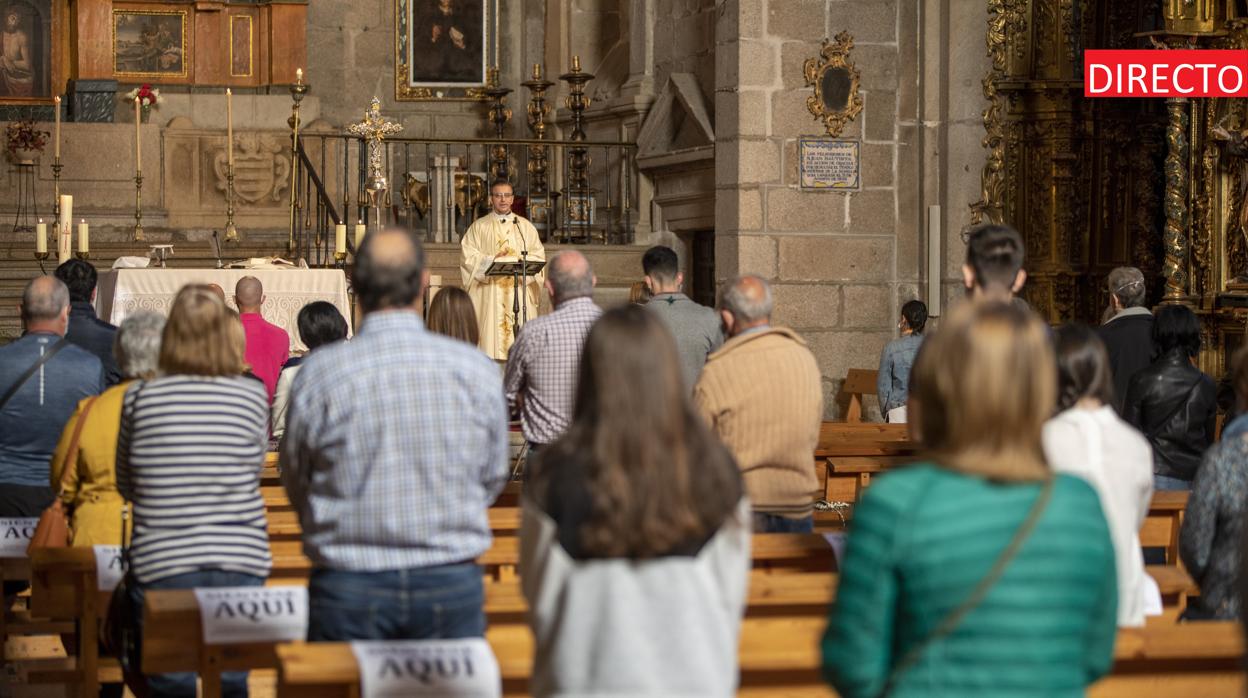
(802, 32, 864, 139)
(1162, 97, 1191, 301)
(213, 133, 290, 204)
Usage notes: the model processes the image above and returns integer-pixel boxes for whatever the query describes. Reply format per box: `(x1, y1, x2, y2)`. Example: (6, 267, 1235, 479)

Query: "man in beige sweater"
(693, 275, 824, 533)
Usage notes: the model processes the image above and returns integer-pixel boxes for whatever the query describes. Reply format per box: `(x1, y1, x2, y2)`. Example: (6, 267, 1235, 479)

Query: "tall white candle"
(57, 195, 72, 265)
(226, 88, 234, 167)
(53, 96, 60, 159)
(355, 220, 366, 249)
(78, 219, 89, 253)
(134, 98, 142, 175)
(35, 219, 46, 254)
(334, 223, 346, 255)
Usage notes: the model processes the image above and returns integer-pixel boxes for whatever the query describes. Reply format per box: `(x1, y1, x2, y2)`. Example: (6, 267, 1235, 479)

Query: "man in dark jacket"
(1098, 266, 1153, 413)
(54, 259, 121, 386)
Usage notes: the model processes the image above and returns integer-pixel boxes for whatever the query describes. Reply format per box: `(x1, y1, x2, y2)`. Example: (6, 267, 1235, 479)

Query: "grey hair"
(548, 251, 595, 301)
(21, 276, 69, 321)
(720, 275, 774, 323)
(1107, 266, 1146, 308)
(114, 312, 165, 379)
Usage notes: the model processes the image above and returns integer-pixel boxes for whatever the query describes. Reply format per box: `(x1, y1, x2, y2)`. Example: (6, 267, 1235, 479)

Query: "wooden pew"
(840, 368, 879, 423)
(814, 422, 913, 458)
(1140, 490, 1188, 565)
(23, 547, 120, 693)
(272, 621, 1246, 698)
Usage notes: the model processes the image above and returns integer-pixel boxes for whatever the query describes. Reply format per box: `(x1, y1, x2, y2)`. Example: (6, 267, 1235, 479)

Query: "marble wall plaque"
(799, 138, 860, 191)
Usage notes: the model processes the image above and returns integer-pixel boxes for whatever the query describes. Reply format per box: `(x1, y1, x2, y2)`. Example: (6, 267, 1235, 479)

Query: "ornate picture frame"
(803, 31, 863, 138)
(0, 0, 60, 105)
(112, 9, 189, 80)
(395, 0, 498, 101)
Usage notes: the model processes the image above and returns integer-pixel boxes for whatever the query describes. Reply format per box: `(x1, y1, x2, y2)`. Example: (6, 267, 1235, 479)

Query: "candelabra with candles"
(224, 164, 238, 243)
(521, 63, 555, 238)
(483, 67, 513, 181)
(559, 56, 595, 242)
(51, 158, 62, 218)
(288, 69, 310, 256)
(133, 172, 144, 242)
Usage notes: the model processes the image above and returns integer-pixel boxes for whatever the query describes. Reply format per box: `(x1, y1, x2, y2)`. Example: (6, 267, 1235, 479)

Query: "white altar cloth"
(95, 269, 352, 354)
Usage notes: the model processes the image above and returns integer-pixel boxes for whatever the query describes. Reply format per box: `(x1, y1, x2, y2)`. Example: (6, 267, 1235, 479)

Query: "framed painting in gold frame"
(395, 0, 498, 101)
(230, 14, 253, 78)
(0, 0, 62, 105)
(112, 8, 189, 80)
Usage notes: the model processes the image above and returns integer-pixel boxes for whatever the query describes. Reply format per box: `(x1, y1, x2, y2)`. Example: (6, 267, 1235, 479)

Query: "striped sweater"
(693, 327, 825, 516)
(116, 375, 273, 584)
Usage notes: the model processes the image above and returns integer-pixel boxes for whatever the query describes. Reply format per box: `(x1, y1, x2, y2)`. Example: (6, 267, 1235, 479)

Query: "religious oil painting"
(395, 0, 497, 101)
(230, 15, 253, 78)
(0, 0, 52, 101)
(113, 9, 188, 79)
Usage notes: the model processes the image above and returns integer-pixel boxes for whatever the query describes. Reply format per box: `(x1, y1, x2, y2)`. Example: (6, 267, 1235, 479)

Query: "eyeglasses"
(490, 193, 514, 199)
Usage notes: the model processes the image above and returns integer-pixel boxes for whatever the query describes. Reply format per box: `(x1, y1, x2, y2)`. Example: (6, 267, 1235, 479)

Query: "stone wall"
(715, 0, 988, 419)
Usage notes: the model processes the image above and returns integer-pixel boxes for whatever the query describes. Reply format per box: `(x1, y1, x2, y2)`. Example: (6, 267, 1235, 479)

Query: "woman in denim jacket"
(877, 300, 927, 423)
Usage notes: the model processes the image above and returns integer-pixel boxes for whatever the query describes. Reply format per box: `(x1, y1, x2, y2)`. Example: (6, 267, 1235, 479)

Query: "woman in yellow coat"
(48, 312, 164, 547)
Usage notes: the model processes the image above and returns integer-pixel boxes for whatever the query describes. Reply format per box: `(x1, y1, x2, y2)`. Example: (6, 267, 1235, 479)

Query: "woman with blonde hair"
(48, 312, 165, 547)
(520, 306, 748, 696)
(822, 301, 1117, 697)
(427, 285, 480, 347)
(117, 284, 271, 697)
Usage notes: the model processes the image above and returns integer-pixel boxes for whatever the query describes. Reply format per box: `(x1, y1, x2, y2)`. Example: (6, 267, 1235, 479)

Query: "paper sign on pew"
(351, 639, 501, 698)
(192, 586, 309, 645)
(92, 545, 125, 592)
(0, 518, 38, 558)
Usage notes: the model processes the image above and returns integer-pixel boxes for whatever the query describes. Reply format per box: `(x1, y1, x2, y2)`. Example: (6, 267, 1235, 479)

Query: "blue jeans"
(1155, 474, 1192, 491)
(307, 563, 485, 641)
(752, 512, 814, 533)
(128, 569, 265, 698)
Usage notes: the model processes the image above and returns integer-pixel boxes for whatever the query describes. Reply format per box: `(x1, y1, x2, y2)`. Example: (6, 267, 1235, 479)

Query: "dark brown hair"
(427, 286, 479, 347)
(532, 306, 742, 558)
(1053, 324, 1115, 412)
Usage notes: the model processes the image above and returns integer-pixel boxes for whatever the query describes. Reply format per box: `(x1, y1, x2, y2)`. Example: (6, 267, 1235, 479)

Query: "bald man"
(0, 277, 104, 565)
(234, 276, 289, 401)
(693, 275, 823, 534)
(503, 250, 602, 450)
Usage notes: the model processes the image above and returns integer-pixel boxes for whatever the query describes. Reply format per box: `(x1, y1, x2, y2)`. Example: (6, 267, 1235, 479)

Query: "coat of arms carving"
(213, 133, 291, 204)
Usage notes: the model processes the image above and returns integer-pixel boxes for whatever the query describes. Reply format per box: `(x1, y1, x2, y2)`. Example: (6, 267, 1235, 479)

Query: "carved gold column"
(1161, 97, 1191, 303)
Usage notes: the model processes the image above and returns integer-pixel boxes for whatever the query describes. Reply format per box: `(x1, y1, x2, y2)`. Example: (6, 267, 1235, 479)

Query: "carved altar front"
(973, 0, 1248, 376)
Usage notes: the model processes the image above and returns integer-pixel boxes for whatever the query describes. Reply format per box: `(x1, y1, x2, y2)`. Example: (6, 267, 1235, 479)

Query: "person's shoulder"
(861, 462, 942, 508)
(1050, 473, 1108, 518)
(58, 342, 103, 370)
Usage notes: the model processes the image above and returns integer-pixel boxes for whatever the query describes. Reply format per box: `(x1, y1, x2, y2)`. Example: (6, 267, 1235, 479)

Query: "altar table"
(95, 269, 352, 354)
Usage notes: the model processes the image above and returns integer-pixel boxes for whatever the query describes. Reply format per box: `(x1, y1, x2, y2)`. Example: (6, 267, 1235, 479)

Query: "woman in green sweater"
(822, 300, 1118, 697)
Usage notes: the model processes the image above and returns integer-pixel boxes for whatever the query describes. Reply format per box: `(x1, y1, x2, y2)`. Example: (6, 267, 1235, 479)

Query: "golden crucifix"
(347, 97, 403, 214)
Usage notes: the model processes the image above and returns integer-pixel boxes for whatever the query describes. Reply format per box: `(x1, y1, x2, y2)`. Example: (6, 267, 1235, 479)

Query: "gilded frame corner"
(803, 31, 864, 139)
(394, 0, 498, 102)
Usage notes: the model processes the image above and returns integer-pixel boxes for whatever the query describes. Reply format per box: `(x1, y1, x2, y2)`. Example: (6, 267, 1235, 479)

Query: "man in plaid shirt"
(504, 250, 602, 450)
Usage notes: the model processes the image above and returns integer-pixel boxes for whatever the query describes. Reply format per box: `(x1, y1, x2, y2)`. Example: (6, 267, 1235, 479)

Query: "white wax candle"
(53, 96, 60, 159)
(134, 98, 141, 174)
(78, 220, 88, 253)
(354, 221, 366, 249)
(57, 222, 70, 264)
(35, 219, 45, 254)
(226, 88, 234, 167)
(334, 223, 346, 255)
(296, 68, 303, 84)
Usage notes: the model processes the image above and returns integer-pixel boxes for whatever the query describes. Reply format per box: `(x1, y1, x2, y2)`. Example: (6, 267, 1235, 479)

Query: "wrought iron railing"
(289, 133, 639, 267)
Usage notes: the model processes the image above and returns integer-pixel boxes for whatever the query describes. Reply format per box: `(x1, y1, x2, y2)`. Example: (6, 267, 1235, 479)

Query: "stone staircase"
(0, 228, 645, 342)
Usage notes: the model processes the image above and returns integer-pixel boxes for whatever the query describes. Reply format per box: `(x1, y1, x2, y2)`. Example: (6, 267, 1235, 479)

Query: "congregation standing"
(3, 214, 1246, 696)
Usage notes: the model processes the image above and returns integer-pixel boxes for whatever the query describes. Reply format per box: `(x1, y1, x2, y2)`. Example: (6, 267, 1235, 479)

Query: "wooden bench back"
(839, 369, 879, 423)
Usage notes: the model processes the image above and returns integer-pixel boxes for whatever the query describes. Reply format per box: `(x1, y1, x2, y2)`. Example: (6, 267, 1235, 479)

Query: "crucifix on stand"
(347, 97, 403, 248)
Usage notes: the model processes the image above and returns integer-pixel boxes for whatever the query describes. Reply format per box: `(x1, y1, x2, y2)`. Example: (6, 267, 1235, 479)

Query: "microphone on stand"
(211, 231, 224, 269)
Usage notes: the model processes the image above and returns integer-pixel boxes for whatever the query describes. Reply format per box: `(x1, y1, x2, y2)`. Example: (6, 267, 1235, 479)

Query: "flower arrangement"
(5, 119, 49, 157)
(122, 84, 162, 108)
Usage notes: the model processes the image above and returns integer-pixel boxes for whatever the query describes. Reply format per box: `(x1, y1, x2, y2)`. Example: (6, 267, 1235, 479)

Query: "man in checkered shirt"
(504, 250, 602, 451)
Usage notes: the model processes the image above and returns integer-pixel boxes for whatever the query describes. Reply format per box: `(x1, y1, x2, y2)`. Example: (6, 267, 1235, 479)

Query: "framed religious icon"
(0, 0, 58, 103)
(395, 0, 498, 101)
(112, 9, 189, 80)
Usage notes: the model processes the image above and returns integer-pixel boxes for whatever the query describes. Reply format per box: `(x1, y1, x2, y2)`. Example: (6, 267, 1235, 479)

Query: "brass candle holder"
(521, 63, 555, 193)
(288, 72, 310, 256)
(224, 163, 239, 243)
(483, 67, 513, 181)
(34, 248, 48, 274)
(51, 157, 62, 218)
(133, 172, 144, 241)
(560, 56, 596, 241)
(74, 249, 89, 260)
(334, 250, 347, 268)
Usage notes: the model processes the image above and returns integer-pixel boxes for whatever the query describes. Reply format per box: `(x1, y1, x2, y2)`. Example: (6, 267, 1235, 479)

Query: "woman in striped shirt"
(117, 284, 272, 698)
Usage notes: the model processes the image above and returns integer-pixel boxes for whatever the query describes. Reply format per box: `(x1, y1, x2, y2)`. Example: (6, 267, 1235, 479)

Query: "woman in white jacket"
(1042, 323, 1155, 627)
(520, 306, 750, 697)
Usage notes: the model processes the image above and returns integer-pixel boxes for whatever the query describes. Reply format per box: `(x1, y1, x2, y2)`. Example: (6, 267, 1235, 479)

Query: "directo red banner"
(1084, 50, 1248, 97)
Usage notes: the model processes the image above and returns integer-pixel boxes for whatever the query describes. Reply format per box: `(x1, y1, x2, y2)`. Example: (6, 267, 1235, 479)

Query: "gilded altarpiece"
(973, 0, 1248, 375)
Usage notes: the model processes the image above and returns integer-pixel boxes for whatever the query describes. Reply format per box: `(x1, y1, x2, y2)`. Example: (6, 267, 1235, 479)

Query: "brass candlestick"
(288, 72, 310, 256)
(51, 157, 62, 218)
(560, 56, 595, 241)
(334, 250, 347, 268)
(34, 248, 48, 274)
(74, 249, 89, 260)
(521, 63, 555, 193)
(133, 172, 144, 241)
(224, 163, 239, 242)
(483, 67, 513, 181)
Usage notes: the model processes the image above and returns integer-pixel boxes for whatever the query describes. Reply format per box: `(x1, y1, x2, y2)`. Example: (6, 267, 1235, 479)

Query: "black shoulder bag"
(0, 338, 68, 410)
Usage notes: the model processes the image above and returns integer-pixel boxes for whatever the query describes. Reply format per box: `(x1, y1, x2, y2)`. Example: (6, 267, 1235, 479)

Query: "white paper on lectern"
(0, 518, 38, 557)
(193, 586, 309, 645)
(93, 545, 125, 591)
(352, 638, 502, 698)
(473, 255, 496, 282)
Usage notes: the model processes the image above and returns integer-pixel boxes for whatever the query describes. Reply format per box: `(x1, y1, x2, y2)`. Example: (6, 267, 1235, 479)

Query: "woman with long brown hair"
(427, 285, 480, 347)
(822, 301, 1117, 697)
(520, 305, 747, 697)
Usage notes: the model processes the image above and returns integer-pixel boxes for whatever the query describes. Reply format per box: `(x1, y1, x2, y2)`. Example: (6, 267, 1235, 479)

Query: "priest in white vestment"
(460, 180, 546, 360)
